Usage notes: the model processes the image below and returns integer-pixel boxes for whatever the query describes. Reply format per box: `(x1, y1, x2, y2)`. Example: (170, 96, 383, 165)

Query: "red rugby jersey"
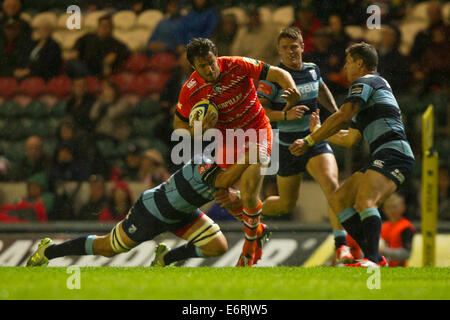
(176, 56, 270, 131)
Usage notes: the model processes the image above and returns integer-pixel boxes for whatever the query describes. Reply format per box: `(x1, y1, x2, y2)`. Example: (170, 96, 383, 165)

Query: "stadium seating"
(49, 100, 67, 118)
(86, 76, 101, 95)
(345, 25, 364, 40)
(259, 6, 273, 24)
(23, 100, 49, 119)
(222, 7, 248, 25)
(52, 30, 86, 51)
(132, 98, 161, 118)
(0, 78, 18, 99)
(18, 77, 46, 99)
(136, 9, 163, 31)
(147, 53, 178, 73)
(112, 10, 137, 30)
(31, 11, 58, 28)
(46, 76, 71, 98)
(110, 72, 135, 93)
(124, 53, 150, 74)
(0, 101, 23, 119)
(272, 6, 294, 27)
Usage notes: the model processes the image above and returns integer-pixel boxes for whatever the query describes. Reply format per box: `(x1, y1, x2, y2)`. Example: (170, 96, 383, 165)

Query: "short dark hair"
(345, 42, 378, 71)
(98, 14, 112, 25)
(277, 26, 303, 44)
(186, 38, 218, 65)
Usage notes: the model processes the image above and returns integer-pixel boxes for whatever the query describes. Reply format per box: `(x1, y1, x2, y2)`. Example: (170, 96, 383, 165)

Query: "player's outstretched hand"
(289, 139, 308, 156)
(309, 109, 320, 132)
(286, 105, 309, 120)
(281, 87, 301, 109)
(215, 188, 240, 207)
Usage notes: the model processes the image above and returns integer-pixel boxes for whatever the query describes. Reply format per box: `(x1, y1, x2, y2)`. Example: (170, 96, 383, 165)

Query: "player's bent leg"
(328, 172, 370, 259)
(95, 221, 139, 257)
(26, 220, 138, 266)
(153, 214, 226, 266)
(261, 173, 302, 216)
(306, 153, 352, 263)
(354, 169, 397, 263)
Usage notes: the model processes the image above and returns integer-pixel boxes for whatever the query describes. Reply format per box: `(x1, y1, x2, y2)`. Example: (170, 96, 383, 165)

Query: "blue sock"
(337, 207, 368, 256)
(333, 230, 347, 249)
(360, 208, 382, 263)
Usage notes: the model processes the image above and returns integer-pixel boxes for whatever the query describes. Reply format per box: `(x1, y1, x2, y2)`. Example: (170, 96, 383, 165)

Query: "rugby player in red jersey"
(173, 38, 302, 266)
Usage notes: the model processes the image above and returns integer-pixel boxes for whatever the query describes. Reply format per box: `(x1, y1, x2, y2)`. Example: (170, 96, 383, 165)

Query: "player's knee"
(280, 198, 297, 213)
(95, 236, 118, 257)
(354, 197, 377, 213)
(200, 235, 228, 257)
(329, 191, 345, 213)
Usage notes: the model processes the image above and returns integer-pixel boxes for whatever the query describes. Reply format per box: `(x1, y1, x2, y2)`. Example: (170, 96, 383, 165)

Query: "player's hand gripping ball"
(189, 99, 218, 130)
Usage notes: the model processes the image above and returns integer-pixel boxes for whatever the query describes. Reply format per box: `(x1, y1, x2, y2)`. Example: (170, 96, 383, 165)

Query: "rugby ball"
(189, 99, 218, 128)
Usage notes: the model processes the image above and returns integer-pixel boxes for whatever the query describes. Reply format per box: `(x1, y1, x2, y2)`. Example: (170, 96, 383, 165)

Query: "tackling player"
(173, 38, 301, 266)
(26, 152, 260, 267)
(256, 27, 353, 264)
(290, 42, 415, 267)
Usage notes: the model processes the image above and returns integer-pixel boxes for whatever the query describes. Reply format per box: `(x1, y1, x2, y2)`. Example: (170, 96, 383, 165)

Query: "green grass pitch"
(0, 267, 449, 300)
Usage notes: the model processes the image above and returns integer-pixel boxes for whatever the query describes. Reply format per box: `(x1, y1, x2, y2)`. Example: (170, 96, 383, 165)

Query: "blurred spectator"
(303, 28, 347, 95)
(291, 3, 323, 54)
(211, 12, 238, 57)
(409, 1, 450, 93)
(380, 193, 416, 267)
(327, 13, 351, 54)
(118, 143, 142, 181)
(377, 26, 408, 93)
(49, 141, 89, 182)
(90, 80, 131, 142)
(178, 0, 219, 46)
(66, 77, 96, 135)
(147, 0, 183, 56)
(438, 165, 450, 221)
(98, 181, 133, 221)
(409, 1, 449, 66)
(67, 14, 130, 78)
(0, 18, 32, 77)
(76, 174, 108, 220)
(0, 172, 53, 222)
(159, 51, 192, 112)
(419, 24, 450, 93)
(230, 4, 279, 65)
(0, 0, 31, 41)
(9, 135, 50, 181)
(13, 22, 62, 81)
(0, 146, 10, 181)
(138, 148, 169, 187)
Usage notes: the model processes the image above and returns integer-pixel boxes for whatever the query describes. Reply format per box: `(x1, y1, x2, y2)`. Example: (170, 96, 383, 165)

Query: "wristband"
(304, 135, 315, 147)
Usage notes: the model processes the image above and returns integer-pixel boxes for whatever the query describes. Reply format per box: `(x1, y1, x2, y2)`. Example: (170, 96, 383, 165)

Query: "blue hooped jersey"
(345, 73, 414, 159)
(140, 155, 221, 224)
(257, 62, 323, 146)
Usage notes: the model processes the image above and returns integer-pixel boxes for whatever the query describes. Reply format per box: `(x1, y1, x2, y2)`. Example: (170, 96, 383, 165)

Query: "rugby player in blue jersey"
(26, 151, 268, 267)
(290, 42, 415, 267)
(256, 27, 353, 264)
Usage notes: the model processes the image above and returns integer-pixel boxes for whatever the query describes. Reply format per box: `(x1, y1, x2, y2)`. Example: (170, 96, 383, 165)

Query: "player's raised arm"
(309, 109, 362, 148)
(265, 66, 301, 109)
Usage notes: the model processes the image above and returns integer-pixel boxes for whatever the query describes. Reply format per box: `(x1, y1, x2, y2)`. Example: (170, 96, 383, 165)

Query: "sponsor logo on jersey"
(350, 84, 364, 95)
(390, 169, 405, 184)
(257, 82, 273, 97)
(217, 93, 243, 109)
(187, 79, 197, 89)
(128, 224, 137, 234)
(297, 82, 319, 95)
(198, 164, 213, 175)
(373, 159, 384, 168)
(243, 57, 260, 66)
